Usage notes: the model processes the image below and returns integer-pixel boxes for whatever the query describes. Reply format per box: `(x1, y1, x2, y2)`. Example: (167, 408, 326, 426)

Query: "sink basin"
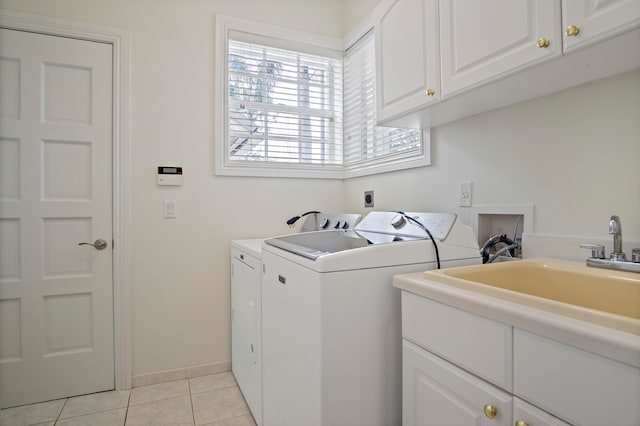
(423, 259, 640, 335)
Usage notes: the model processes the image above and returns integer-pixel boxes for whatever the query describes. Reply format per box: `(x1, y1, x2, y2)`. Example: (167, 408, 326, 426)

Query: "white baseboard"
(132, 360, 232, 388)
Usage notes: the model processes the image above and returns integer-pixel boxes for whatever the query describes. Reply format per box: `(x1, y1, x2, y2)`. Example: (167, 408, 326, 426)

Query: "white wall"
(344, 69, 640, 241)
(0, 0, 352, 377)
(2, 0, 639, 380)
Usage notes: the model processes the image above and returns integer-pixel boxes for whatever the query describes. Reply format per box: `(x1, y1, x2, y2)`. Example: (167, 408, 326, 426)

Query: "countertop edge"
(394, 272, 640, 369)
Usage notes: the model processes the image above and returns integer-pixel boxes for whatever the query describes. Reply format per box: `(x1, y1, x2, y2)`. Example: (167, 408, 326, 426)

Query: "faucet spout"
(608, 215, 626, 261)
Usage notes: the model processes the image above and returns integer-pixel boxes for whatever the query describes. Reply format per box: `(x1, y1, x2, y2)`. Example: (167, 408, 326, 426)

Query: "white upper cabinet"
(440, 0, 561, 96)
(562, 0, 640, 52)
(375, 0, 440, 121)
(374, 0, 640, 128)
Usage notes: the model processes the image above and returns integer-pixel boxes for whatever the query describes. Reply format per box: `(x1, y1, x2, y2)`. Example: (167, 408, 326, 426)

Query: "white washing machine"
(260, 211, 481, 426)
(231, 212, 361, 426)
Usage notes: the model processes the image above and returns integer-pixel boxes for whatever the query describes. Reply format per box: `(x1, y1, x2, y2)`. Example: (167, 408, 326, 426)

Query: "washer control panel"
(355, 211, 457, 241)
(299, 213, 362, 232)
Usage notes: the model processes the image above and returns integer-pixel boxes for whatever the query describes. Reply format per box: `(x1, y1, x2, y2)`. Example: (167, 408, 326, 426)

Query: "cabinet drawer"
(514, 329, 640, 426)
(401, 291, 512, 390)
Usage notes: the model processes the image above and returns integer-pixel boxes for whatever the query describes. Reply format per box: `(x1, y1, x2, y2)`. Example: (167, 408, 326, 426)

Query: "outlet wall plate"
(459, 182, 472, 207)
(364, 190, 374, 208)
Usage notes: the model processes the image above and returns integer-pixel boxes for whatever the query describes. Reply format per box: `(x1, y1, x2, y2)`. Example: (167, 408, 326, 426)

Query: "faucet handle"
(580, 244, 606, 259)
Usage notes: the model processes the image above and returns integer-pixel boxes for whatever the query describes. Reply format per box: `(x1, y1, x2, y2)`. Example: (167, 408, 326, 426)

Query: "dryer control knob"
(334, 221, 342, 229)
(342, 222, 350, 229)
(391, 214, 406, 229)
(321, 218, 330, 229)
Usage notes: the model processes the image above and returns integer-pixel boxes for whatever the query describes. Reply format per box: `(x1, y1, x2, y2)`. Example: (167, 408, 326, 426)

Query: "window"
(342, 29, 429, 178)
(214, 16, 430, 179)
(227, 39, 342, 167)
(215, 16, 344, 178)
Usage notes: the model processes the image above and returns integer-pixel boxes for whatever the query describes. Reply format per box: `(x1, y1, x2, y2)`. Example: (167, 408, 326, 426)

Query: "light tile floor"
(1, 372, 256, 426)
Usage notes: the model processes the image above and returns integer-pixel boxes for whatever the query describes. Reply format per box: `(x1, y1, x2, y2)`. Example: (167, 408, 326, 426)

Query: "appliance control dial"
(390, 214, 406, 229)
(321, 218, 330, 229)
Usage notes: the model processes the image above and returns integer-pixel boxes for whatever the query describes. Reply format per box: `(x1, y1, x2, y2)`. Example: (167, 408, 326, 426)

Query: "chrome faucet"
(580, 215, 640, 273)
(608, 215, 626, 261)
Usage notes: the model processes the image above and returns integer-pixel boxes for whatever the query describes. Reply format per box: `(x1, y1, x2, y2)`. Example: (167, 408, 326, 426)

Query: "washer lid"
(264, 230, 368, 260)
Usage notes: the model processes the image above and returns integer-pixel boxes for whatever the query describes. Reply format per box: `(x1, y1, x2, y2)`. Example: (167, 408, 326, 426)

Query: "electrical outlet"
(364, 190, 374, 208)
(459, 182, 472, 207)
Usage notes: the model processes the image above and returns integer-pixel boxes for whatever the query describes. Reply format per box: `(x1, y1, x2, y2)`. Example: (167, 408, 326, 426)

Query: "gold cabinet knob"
(566, 25, 580, 37)
(483, 404, 498, 419)
(425, 88, 435, 96)
(515, 420, 530, 426)
(536, 37, 550, 48)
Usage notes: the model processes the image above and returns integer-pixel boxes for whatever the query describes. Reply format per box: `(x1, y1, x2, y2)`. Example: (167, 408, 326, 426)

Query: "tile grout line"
(124, 388, 132, 426)
(54, 398, 69, 425)
(188, 377, 196, 426)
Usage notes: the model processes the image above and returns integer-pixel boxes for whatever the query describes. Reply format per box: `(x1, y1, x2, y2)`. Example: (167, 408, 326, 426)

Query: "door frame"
(0, 10, 133, 390)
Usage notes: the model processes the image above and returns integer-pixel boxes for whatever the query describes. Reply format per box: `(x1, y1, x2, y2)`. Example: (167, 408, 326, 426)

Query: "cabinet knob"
(483, 404, 498, 419)
(515, 421, 530, 426)
(566, 25, 580, 37)
(425, 88, 435, 96)
(536, 38, 550, 48)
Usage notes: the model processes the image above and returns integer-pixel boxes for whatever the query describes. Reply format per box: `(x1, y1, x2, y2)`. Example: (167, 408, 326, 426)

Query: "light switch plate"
(164, 200, 177, 218)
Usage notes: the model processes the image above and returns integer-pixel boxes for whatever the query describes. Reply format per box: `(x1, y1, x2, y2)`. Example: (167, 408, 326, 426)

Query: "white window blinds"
(227, 35, 343, 167)
(343, 30, 424, 169)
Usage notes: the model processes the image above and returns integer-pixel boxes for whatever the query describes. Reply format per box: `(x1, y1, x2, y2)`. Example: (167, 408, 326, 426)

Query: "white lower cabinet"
(403, 339, 512, 426)
(514, 329, 640, 426)
(399, 289, 640, 426)
(402, 339, 572, 426)
(513, 398, 571, 426)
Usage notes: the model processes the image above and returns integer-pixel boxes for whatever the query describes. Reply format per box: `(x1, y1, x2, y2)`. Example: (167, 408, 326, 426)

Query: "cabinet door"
(231, 253, 262, 424)
(563, 0, 640, 52)
(375, 0, 440, 121)
(403, 339, 512, 426)
(440, 0, 561, 96)
(514, 397, 572, 426)
(514, 329, 640, 426)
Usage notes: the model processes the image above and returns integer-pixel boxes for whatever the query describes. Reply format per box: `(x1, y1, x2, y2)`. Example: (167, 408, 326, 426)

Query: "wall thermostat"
(157, 166, 183, 186)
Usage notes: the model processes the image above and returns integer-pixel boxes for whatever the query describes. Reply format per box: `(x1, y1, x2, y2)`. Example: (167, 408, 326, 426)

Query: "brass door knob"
(515, 420, 530, 426)
(483, 404, 498, 419)
(425, 88, 435, 96)
(566, 25, 580, 36)
(537, 38, 550, 48)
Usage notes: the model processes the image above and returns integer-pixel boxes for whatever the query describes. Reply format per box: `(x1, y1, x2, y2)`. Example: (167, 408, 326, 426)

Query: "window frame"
(214, 14, 431, 179)
(342, 19, 431, 179)
(214, 15, 345, 179)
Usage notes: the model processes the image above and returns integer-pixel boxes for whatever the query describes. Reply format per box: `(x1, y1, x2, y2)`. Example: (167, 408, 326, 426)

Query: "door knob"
(78, 239, 108, 250)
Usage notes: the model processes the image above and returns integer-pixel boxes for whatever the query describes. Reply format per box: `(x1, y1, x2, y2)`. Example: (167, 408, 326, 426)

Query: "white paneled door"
(0, 28, 114, 408)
